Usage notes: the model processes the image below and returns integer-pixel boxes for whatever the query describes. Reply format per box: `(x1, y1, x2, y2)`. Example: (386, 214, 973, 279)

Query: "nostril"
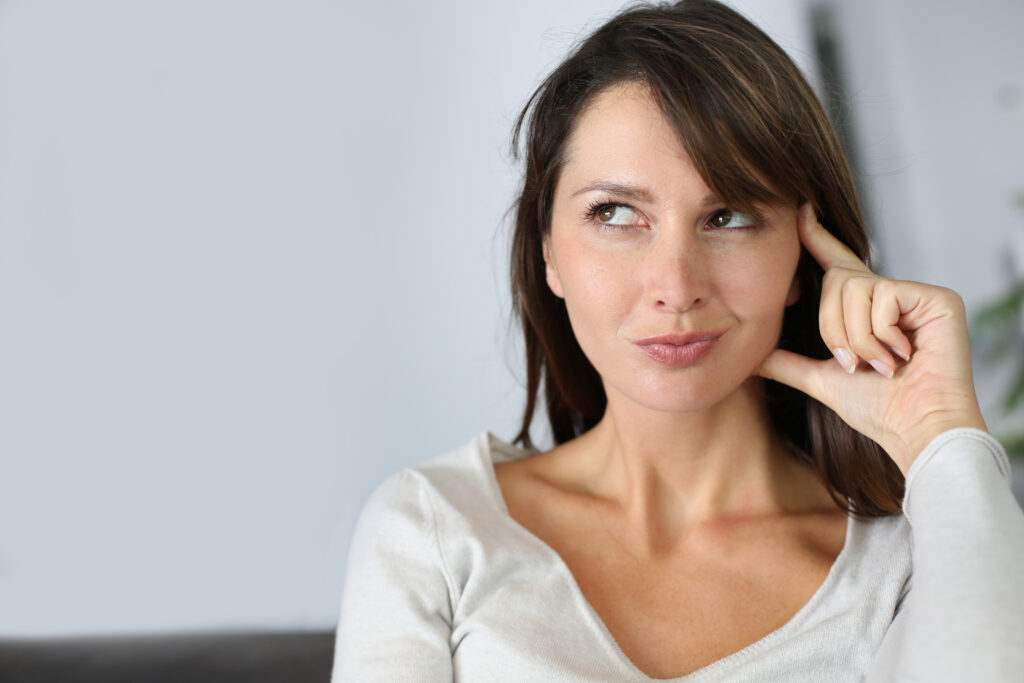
(657, 296, 702, 311)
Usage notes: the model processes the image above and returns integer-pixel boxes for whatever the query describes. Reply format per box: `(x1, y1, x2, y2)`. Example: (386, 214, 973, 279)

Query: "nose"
(643, 229, 709, 314)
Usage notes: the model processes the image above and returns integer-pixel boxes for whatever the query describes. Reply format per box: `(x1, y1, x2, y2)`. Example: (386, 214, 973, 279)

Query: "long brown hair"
(508, 0, 904, 516)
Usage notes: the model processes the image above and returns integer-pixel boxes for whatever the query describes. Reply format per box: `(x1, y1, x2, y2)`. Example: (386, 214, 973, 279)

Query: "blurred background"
(1, 0, 1021, 676)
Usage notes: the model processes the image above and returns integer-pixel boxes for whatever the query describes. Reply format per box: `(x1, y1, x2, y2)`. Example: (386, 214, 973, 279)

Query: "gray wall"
(1, 0, 1017, 638)
(828, 0, 1024, 436)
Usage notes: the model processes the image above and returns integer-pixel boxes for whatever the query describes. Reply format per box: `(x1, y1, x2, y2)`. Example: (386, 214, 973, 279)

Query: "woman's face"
(544, 81, 801, 414)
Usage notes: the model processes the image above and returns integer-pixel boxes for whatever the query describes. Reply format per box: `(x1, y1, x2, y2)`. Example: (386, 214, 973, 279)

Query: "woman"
(333, 1, 1024, 680)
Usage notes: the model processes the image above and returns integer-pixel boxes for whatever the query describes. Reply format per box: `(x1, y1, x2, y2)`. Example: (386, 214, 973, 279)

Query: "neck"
(573, 377, 828, 552)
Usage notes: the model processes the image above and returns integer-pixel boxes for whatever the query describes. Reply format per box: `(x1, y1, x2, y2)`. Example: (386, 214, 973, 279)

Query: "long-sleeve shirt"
(332, 428, 1024, 681)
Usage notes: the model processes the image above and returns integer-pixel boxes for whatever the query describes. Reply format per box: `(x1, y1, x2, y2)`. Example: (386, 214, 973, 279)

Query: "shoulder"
(347, 431, 538, 606)
(839, 511, 913, 608)
(356, 431, 531, 537)
(848, 511, 911, 560)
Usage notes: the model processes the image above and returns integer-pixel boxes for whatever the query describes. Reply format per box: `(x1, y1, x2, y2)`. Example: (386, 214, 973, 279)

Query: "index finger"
(797, 203, 871, 273)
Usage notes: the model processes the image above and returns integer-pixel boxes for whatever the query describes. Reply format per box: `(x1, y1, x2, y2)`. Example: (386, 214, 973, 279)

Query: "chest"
(554, 528, 840, 678)
(495, 466, 847, 679)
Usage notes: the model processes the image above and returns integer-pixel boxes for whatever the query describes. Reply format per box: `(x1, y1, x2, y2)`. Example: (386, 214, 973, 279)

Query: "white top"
(332, 428, 1024, 681)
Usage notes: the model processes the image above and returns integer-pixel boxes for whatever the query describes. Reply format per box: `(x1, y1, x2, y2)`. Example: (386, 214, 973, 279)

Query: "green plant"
(971, 191, 1024, 456)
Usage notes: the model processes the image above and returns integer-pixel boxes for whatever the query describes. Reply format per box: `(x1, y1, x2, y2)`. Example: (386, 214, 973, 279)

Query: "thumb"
(756, 348, 828, 404)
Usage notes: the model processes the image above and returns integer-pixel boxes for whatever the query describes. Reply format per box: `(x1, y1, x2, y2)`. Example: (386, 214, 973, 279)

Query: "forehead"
(559, 81, 696, 188)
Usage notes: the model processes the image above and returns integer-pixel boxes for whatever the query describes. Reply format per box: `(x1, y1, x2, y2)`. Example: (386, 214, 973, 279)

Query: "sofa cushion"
(0, 630, 334, 683)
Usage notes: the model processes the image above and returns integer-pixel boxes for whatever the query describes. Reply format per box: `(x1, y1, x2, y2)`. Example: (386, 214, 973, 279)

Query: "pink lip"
(633, 331, 725, 368)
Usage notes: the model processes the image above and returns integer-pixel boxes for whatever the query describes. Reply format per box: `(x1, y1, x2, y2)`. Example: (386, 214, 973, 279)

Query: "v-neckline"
(479, 431, 855, 682)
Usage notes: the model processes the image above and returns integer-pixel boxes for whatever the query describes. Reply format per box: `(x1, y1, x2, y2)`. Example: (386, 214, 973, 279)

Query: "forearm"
(868, 429, 1024, 681)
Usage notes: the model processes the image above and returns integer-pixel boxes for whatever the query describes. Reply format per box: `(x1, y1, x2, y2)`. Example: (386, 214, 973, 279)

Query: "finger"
(818, 266, 857, 373)
(797, 203, 872, 275)
(869, 280, 913, 362)
(841, 275, 898, 376)
(756, 348, 828, 404)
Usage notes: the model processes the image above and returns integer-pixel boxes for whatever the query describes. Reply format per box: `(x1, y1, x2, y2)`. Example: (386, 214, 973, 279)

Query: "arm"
(867, 429, 1024, 681)
(757, 205, 1024, 678)
(332, 470, 456, 682)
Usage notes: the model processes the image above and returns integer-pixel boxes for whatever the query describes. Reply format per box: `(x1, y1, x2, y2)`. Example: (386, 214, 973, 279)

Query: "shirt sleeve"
(331, 469, 456, 682)
(866, 428, 1024, 682)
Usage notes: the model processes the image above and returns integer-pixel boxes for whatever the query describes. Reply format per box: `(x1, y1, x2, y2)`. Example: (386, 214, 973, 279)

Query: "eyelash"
(583, 200, 762, 233)
(583, 201, 635, 232)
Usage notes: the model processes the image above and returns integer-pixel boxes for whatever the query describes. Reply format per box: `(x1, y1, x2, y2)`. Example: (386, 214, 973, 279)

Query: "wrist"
(890, 412, 988, 476)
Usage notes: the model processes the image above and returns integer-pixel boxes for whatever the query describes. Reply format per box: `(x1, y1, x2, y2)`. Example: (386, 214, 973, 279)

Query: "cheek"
(721, 243, 801, 321)
(560, 259, 627, 324)
(552, 244, 636, 347)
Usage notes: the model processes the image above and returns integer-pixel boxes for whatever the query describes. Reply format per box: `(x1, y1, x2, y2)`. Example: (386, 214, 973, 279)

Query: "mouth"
(632, 331, 725, 368)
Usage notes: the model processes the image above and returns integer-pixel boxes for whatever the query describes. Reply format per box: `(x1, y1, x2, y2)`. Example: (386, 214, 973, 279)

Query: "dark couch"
(0, 630, 334, 683)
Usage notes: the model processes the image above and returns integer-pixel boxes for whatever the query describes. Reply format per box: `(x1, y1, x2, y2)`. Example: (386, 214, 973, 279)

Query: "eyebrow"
(570, 181, 721, 208)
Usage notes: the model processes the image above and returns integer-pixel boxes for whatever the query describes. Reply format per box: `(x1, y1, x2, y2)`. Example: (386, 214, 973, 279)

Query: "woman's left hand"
(757, 203, 987, 475)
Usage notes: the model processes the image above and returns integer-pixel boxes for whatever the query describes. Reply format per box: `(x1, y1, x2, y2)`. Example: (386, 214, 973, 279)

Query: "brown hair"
(508, 0, 904, 516)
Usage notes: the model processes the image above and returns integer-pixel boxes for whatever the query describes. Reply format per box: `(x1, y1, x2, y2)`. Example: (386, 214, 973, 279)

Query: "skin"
(497, 80, 988, 676)
(759, 203, 987, 473)
(534, 81, 836, 542)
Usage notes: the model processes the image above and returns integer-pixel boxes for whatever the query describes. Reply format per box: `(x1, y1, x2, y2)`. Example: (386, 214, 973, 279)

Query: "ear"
(785, 272, 800, 307)
(542, 237, 565, 299)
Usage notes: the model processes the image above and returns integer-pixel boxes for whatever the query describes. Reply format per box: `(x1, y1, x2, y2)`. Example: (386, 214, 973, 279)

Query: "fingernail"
(869, 359, 894, 378)
(892, 347, 911, 361)
(832, 348, 857, 374)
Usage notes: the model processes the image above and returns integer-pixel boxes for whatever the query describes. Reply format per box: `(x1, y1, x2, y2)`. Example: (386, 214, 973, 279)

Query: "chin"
(609, 369, 758, 415)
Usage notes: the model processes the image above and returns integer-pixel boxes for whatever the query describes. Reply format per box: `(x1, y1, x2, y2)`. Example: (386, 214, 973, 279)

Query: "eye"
(584, 201, 645, 232)
(708, 209, 756, 229)
(591, 203, 640, 227)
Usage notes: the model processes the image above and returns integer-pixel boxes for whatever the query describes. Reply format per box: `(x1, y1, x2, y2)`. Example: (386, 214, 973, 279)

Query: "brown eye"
(708, 209, 755, 229)
(710, 210, 733, 228)
(591, 203, 639, 227)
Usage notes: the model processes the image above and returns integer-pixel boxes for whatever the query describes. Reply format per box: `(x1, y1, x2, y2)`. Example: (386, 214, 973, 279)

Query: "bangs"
(624, 28, 812, 219)
(648, 78, 802, 220)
